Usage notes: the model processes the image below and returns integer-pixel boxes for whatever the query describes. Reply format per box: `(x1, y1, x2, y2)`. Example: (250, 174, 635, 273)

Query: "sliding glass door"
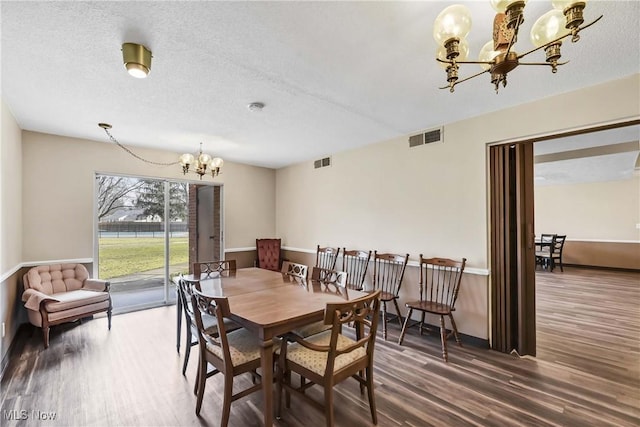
(95, 175, 218, 313)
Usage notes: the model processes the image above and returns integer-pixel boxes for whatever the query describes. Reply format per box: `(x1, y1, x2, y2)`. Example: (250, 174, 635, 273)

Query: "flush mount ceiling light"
(98, 123, 223, 180)
(434, 0, 602, 93)
(122, 42, 152, 78)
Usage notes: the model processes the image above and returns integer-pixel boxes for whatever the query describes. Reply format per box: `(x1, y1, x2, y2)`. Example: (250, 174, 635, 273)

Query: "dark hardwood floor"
(1, 267, 638, 426)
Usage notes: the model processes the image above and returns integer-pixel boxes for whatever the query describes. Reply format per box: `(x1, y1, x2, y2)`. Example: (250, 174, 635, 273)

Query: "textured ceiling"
(2, 1, 639, 169)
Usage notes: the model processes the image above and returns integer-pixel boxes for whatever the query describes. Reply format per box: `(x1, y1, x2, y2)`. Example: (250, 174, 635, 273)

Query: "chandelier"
(98, 123, 223, 180)
(433, 0, 602, 93)
(179, 143, 224, 179)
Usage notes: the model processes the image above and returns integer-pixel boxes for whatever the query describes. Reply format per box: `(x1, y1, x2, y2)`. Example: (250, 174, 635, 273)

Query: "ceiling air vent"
(314, 156, 331, 169)
(408, 127, 443, 148)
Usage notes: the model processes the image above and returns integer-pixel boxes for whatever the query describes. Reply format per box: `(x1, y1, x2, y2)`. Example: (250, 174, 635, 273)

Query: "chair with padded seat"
(341, 249, 371, 291)
(276, 290, 381, 427)
(398, 256, 466, 362)
(256, 238, 282, 271)
(537, 235, 566, 272)
(282, 261, 308, 283)
(315, 246, 340, 271)
(535, 233, 556, 270)
(22, 263, 112, 348)
(193, 259, 237, 277)
(371, 251, 409, 341)
(190, 287, 275, 426)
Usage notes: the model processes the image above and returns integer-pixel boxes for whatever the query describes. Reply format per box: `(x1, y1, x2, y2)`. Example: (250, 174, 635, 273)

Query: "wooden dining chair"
(550, 235, 567, 271)
(276, 290, 382, 427)
(535, 234, 557, 270)
(398, 256, 466, 362)
(256, 238, 282, 271)
(372, 251, 409, 340)
(282, 261, 309, 281)
(341, 249, 371, 291)
(315, 245, 340, 271)
(177, 276, 240, 378)
(190, 287, 274, 426)
(193, 259, 236, 277)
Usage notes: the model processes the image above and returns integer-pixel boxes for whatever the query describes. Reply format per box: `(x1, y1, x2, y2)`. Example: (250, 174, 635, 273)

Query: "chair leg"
(366, 365, 378, 425)
(107, 304, 112, 330)
(398, 308, 413, 345)
(419, 311, 426, 335)
(392, 298, 403, 328)
(42, 326, 50, 349)
(221, 372, 234, 427)
(182, 335, 191, 376)
(448, 313, 462, 346)
(194, 355, 207, 415)
(324, 382, 334, 427)
(439, 315, 448, 362)
(381, 301, 388, 341)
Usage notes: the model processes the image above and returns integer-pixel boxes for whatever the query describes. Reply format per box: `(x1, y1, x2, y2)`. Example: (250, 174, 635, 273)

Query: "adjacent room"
(1, 1, 638, 426)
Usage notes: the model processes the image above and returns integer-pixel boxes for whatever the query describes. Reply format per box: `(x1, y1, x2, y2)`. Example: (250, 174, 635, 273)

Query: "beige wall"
(21, 131, 275, 263)
(276, 74, 640, 340)
(535, 178, 639, 241)
(1, 99, 23, 363)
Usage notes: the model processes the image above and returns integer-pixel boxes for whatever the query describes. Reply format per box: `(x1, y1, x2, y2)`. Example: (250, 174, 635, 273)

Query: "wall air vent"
(313, 156, 331, 169)
(408, 127, 444, 148)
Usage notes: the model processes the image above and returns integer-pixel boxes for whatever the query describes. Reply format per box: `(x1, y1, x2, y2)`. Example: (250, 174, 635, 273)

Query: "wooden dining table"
(176, 267, 367, 427)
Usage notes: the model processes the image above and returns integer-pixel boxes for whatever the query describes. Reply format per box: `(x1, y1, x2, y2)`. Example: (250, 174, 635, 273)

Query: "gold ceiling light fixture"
(433, 0, 602, 93)
(122, 42, 152, 78)
(179, 143, 224, 179)
(98, 123, 223, 180)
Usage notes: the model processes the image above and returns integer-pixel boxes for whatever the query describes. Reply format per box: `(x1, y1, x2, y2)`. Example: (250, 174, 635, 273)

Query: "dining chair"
(535, 234, 557, 270)
(276, 290, 382, 427)
(372, 251, 409, 340)
(537, 234, 566, 272)
(177, 276, 240, 378)
(193, 259, 237, 277)
(398, 256, 466, 362)
(256, 238, 282, 271)
(315, 245, 340, 271)
(282, 261, 308, 281)
(341, 249, 371, 291)
(190, 287, 274, 426)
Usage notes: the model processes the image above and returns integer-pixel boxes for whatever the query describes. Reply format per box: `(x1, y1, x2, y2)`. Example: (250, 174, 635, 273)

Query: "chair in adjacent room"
(276, 290, 381, 427)
(398, 256, 466, 362)
(535, 234, 557, 270)
(537, 234, 566, 272)
(371, 251, 409, 340)
(22, 263, 112, 348)
(191, 287, 272, 425)
(193, 259, 237, 277)
(315, 245, 340, 271)
(256, 238, 282, 271)
(341, 249, 371, 291)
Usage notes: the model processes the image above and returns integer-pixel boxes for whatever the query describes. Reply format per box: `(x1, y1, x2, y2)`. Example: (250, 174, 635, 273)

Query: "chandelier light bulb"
(433, 5, 472, 45)
(530, 9, 568, 47)
(179, 153, 194, 166)
(478, 40, 500, 70)
(490, 0, 528, 13)
(211, 157, 224, 168)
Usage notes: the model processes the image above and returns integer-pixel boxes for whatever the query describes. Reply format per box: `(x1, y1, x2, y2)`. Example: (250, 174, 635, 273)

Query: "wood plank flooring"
(1, 267, 638, 426)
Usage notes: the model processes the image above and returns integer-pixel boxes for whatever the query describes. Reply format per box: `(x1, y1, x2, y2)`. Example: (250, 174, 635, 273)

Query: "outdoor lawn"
(99, 237, 188, 280)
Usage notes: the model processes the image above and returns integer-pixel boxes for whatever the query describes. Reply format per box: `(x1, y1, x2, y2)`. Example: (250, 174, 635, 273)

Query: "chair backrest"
(282, 261, 308, 280)
(372, 252, 409, 296)
(256, 238, 282, 271)
(194, 260, 237, 277)
(540, 234, 557, 253)
(341, 249, 371, 290)
(23, 263, 89, 295)
(316, 246, 340, 271)
(177, 276, 201, 324)
(190, 286, 233, 366)
(553, 235, 566, 256)
(321, 290, 381, 376)
(311, 267, 347, 293)
(419, 256, 466, 312)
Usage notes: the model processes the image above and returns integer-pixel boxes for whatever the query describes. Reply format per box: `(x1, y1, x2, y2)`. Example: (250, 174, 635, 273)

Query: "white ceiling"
(2, 1, 639, 169)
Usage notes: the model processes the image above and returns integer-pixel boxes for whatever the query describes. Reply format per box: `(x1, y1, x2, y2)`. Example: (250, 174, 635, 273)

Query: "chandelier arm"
(518, 61, 569, 66)
(100, 125, 179, 167)
(517, 15, 603, 60)
(438, 69, 490, 90)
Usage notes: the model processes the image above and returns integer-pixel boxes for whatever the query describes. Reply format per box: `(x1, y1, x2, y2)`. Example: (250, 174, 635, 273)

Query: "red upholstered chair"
(256, 238, 282, 271)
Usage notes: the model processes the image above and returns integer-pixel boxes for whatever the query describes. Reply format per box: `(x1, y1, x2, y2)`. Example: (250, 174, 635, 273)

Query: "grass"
(99, 237, 188, 280)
